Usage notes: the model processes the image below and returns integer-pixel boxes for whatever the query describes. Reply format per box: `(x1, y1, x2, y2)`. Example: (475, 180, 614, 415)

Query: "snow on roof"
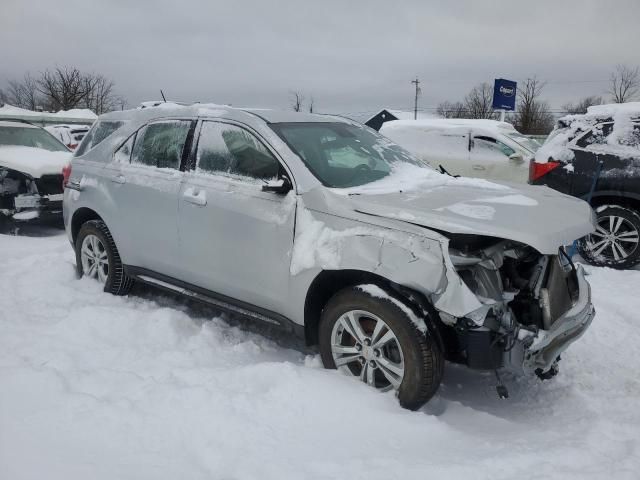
(536, 102, 640, 164)
(381, 118, 516, 132)
(585, 102, 640, 118)
(0, 104, 97, 123)
(102, 102, 351, 125)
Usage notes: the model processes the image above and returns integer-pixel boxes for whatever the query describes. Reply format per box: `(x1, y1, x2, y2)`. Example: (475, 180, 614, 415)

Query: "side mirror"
(262, 176, 292, 194)
(509, 153, 524, 163)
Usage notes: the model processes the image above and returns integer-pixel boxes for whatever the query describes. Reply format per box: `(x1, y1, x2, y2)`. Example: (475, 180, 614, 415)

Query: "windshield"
(504, 131, 541, 153)
(270, 122, 428, 188)
(0, 125, 69, 152)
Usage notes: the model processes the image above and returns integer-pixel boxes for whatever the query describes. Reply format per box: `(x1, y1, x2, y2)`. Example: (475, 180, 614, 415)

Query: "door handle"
(472, 165, 486, 171)
(111, 174, 126, 184)
(183, 188, 207, 206)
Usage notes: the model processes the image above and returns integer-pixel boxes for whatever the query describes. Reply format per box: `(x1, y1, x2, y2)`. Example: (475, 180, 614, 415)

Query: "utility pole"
(411, 77, 421, 120)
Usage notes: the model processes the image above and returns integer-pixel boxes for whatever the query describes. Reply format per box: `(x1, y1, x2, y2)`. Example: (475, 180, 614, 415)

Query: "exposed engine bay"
(443, 234, 580, 377)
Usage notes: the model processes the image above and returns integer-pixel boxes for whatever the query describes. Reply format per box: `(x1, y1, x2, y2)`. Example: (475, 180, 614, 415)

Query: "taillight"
(529, 159, 560, 182)
(62, 163, 72, 189)
(67, 143, 78, 150)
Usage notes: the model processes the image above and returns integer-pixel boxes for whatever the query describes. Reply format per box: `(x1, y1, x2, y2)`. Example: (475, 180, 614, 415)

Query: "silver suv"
(63, 104, 596, 409)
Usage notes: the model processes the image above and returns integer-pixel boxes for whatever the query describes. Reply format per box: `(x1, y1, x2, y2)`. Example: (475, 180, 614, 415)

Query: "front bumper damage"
(506, 264, 594, 375)
(439, 240, 596, 378)
(4, 194, 63, 221)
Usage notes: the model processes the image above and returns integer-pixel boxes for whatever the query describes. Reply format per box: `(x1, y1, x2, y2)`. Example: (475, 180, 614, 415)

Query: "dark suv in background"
(530, 103, 640, 269)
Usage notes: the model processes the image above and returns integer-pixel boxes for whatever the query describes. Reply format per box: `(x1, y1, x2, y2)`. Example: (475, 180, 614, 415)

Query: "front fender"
(288, 205, 482, 328)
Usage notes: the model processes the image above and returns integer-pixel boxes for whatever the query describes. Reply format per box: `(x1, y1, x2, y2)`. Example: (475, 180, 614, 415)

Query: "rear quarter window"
(75, 121, 125, 157)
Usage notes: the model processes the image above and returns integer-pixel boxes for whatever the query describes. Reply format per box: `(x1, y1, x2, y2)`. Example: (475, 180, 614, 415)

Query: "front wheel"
(75, 220, 134, 295)
(578, 206, 640, 269)
(319, 286, 443, 410)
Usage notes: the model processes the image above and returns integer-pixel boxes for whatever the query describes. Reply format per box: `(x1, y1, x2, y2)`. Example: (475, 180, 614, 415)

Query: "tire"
(75, 219, 134, 295)
(578, 205, 640, 269)
(319, 285, 443, 410)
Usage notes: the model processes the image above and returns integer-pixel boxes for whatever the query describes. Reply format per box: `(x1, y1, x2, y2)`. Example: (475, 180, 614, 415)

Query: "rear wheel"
(75, 220, 134, 295)
(319, 286, 443, 410)
(579, 206, 640, 269)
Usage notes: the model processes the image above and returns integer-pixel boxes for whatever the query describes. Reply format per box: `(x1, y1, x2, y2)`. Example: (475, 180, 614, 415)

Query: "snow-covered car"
(44, 124, 91, 150)
(63, 104, 595, 409)
(531, 102, 640, 268)
(381, 119, 540, 183)
(1, 120, 71, 222)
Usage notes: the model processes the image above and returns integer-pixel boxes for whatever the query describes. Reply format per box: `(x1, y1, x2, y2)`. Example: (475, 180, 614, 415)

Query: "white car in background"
(45, 124, 91, 150)
(381, 119, 540, 183)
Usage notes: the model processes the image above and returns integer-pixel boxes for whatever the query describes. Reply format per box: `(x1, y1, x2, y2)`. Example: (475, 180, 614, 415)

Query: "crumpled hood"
(0, 146, 71, 178)
(349, 183, 595, 254)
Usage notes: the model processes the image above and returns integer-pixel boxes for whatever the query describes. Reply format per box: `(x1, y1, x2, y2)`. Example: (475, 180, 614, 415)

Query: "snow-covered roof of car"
(536, 102, 640, 164)
(99, 102, 351, 125)
(0, 104, 97, 123)
(381, 118, 517, 132)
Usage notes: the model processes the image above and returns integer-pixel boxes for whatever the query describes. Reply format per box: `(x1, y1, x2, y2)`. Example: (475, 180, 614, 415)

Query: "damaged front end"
(0, 167, 64, 221)
(436, 235, 595, 377)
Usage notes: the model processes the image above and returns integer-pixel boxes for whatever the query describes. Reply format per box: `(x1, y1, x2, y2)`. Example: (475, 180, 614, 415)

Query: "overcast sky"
(1, 0, 638, 116)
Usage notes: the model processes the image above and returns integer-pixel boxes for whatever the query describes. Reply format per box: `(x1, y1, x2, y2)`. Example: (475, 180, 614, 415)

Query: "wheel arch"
(303, 269, 446, 354)
(590, 191, 640, 213)
(71, 207, 105, 245)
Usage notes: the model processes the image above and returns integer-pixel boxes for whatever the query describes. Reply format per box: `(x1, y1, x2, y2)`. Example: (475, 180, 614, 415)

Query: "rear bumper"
(506, 264, 595, 374)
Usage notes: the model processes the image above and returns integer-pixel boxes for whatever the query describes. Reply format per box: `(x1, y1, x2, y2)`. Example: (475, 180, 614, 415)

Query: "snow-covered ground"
(1, 228, 639, 480)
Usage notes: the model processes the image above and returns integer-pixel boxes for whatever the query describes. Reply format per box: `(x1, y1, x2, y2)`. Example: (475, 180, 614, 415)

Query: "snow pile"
(1, 232, 640, 479)
(0, 146, 71, 178)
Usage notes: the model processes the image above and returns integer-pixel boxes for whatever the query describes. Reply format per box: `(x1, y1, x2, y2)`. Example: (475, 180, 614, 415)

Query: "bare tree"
(290, 91, 304, 112)
(37, 66, 91, 111)
(464, 82, 497, 119)
(513, 77, 554, 135)
(308, 95, 314, 113)
(5, 67, 122, 113)
(436, 101, 466, 118)
(0, 88, 6, 106)
(437, 83, 497, 119)
(6, 73, 41, 110)
(81, 74, 119, 114)
(609, 64, 640, 103)
(562, 95, 603, 115)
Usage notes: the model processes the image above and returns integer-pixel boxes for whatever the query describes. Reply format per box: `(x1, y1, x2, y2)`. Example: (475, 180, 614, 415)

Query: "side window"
(196, 122, 280, 180)
(131, 120, 191, 169)
(576, 123, 613, 148)
(113, 134, 135, 163)
(474, 136, 516, 157)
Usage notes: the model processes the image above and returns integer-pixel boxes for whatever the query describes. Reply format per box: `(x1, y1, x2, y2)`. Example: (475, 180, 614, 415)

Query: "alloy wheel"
(330, 309, 405, 391)
(80, 234, 109, 284)
(586, 214, 640, 262)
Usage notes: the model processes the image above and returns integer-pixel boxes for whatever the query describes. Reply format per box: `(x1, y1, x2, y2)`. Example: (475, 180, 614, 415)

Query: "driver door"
(177, 121, 296, 315)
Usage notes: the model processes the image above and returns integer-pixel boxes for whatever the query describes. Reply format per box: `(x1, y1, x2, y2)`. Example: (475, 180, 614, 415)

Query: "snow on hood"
(333, 163, 511, 196)
(345, 172, 594, 253)
(0, 146, 71, 178)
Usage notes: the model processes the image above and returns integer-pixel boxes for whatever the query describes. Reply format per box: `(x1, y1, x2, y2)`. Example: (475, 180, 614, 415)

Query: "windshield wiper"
(439, 164, 460, 178)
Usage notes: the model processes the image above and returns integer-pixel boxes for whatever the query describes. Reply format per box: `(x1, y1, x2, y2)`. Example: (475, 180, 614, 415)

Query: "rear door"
(177, 120, 296, 315)
(469, 135, 528, 183)
(104, 119, 195, 275)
